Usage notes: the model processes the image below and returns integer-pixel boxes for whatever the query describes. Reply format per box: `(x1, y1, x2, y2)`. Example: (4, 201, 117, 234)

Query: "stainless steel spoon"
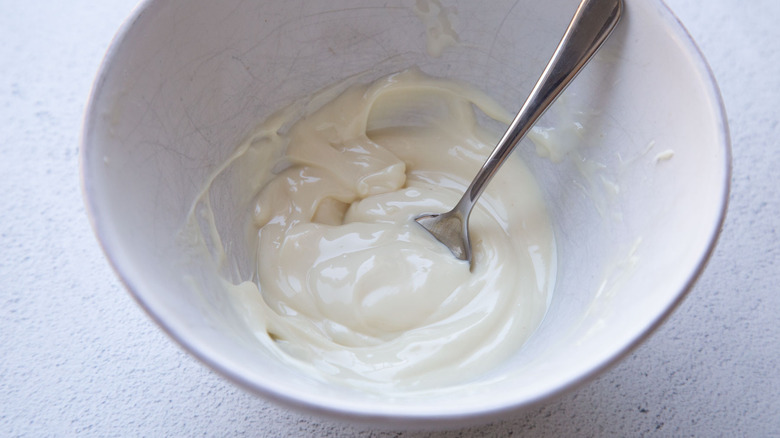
(415, 0, 623, 266)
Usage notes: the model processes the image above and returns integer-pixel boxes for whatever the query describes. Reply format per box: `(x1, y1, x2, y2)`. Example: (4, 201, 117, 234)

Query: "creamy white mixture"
(189, 69, 556, 391)
(413, 0, 459, 57)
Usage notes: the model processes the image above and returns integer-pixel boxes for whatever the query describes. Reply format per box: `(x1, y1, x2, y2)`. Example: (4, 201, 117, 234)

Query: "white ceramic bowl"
(82, 0, 729, 427)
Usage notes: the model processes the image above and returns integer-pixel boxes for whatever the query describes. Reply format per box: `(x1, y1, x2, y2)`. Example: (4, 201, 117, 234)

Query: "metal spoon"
(415, 0, 623, 266)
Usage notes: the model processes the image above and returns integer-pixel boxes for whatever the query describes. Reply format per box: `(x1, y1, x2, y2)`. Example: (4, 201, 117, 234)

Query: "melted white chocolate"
(188, 69, 556, 392)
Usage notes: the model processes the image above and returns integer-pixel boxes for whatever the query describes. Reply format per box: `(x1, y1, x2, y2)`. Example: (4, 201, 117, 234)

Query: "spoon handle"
(456, 0, 623, 215)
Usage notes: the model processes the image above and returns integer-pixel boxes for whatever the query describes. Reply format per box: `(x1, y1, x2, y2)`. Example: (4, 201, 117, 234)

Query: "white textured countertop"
(2, 0, 778, 436)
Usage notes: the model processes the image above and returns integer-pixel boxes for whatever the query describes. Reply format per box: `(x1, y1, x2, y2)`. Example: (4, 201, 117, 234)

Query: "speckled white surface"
(1, 0, 777, 436)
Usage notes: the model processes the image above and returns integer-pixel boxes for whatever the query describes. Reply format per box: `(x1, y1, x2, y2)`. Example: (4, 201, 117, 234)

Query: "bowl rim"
(80, 0, 731, 427)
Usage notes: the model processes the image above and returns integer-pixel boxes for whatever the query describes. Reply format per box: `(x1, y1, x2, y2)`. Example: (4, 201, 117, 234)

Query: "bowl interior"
(83, 0, 729, 424)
